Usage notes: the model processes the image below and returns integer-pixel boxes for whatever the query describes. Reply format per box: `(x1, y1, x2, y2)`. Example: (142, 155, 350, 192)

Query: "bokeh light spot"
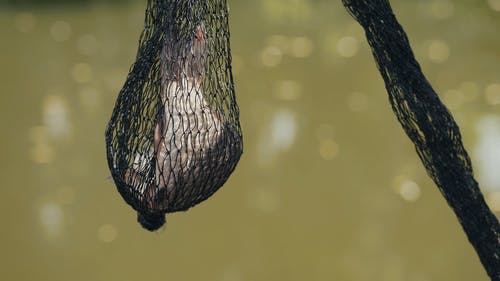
(400, 180, 421, 202)
(261, 45, 283, 67)
(486, 192, 500, 212)
(71, 63, 94, 83)
(258, 109, 297, 164)
(474, 115, 500, 191)
(336, 36, 358, 58)
(274, 80, 301, 101)
(485, 83, 500, 105)
(427, 40, 450, 63)
(268, 35, 290, 54)
(39, 203, 64, 237)
(319, 139, 339, 160)
(50, 20, 72, 42)
(430, 0, 454, 19)
(31, 142, 54, 164)
(488, 0, 500, 11)
(43, 95, 71, 139)
(98, 224, 118, 243)
(393, 176, 421, 202)
(290, 36, 314, 58)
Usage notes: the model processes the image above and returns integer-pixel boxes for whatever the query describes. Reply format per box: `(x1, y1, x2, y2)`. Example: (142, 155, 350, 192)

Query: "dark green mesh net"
(105, 0, 242, 231)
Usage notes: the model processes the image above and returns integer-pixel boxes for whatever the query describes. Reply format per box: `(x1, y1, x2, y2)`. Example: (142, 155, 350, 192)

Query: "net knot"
(137, 212, 166, 231)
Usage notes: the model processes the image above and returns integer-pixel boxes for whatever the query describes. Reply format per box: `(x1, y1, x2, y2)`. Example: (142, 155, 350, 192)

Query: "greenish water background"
(1, 1, 500, 280)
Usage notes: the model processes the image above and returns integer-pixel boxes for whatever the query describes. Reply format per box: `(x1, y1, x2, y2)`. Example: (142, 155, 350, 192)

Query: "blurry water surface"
(1, 1, 500, 281)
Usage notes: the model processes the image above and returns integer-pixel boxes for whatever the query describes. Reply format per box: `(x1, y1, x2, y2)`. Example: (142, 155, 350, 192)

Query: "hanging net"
(105, 0, 243, 231)
(341, 0, 500, 279)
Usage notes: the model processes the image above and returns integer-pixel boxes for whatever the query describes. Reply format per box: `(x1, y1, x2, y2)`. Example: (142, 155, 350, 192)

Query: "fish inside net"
(105, 0, 243, 231)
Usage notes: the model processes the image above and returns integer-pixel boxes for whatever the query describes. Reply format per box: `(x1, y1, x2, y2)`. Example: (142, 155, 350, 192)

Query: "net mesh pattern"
(341, 0, 500, 279)
(105, 0, 242, 231)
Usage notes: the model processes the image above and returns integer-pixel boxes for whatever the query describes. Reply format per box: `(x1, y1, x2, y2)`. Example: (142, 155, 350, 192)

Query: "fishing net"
(341, 0, 500, 279)
(105, 0, 243, 231)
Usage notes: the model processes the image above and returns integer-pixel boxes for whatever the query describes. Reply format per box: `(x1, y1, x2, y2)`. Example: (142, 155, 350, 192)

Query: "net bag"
(105, 0, 243, 231)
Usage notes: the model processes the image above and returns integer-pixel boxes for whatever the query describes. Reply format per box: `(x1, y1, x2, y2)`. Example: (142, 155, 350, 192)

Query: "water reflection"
(261, 34, 314, 67)
(50, 20, 72, 42)
(30, 126, 55, 164)
(486, 192, 500, 212)
(399, 180, 421, 202)
(274, 80, 301, 101)
(336, 36, 358, 58)
(474, 115, 500, 192)
(258, 109, 297, 165)
(392, 176, 422, 202)
(260, 45, 282, 67)
(430, 0, 455, 20)
(43, 95, 71, 139)
(427, 39, 450, 63)
(318, 139, 338, 161)
(485, 83, 500, 105)
(97, 224, 118, 243)
(488, 0, 500, 11)
(39, 203, 64, 238)
(289, 36, 314, 58)
(315, 123, 339, 160)
(71, 63, 93, 84)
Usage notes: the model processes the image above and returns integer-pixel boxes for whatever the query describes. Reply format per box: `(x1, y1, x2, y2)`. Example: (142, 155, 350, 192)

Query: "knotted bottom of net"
(138, 212, 166, 231)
